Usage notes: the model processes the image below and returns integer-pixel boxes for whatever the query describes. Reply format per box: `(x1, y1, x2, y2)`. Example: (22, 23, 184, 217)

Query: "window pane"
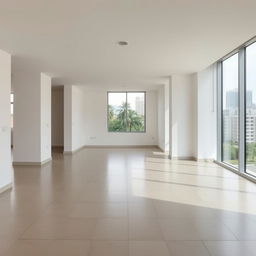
(127, 92, 145, 132)
(108, 92, 127, 132)
(222, 53, 239, 168)
(245, 42, 256, 176)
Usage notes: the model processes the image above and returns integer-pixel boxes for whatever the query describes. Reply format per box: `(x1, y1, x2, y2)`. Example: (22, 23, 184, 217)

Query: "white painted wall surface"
(157, 84, 169, 152)
(197, 64, 217, 160)
(164, 83, 170, 152)
(40, 73, 52, 162)
(83, 88, 158, 146)
(64, 86, 72, 152)
(170, 74, 197, 158)
(64, 85, 86, 152)
(72, 86, 86, 150)
(13, 72, 52, 163)
(0, 49, 12, 192)
(13, 72, 41, 163)
(52, 87, 64, 146)
(157, 86, 165, 151)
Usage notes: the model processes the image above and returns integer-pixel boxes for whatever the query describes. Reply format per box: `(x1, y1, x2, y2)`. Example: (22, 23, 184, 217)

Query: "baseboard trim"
(64, 145, 159, 155)
(169, 156, 197, 161)
(157, 146, 165, 152)
(63, 145, 85, 155)
(0, 183, 12, 194)
(84, 145, 158, 149)
(196, 158, 214, 162)
(13, 157, 52, 166)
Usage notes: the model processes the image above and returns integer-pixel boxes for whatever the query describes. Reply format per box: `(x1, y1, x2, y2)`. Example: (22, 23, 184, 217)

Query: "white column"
(164, 82, 170, 152)
(157, 83, 170, 152)
(169, 77, 172, 158)
(64, 85, 73, 153)
(13, 71, 52, 164)
(40, 73, 52, 162)
(169, 74, 197, 160)
(197, 64, 217, 161)
(0, 49, 12, 193)
(64, 85, 86, 154)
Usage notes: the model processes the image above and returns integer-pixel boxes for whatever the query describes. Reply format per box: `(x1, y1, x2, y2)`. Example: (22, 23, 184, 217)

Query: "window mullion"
(238, 48, 246, 173)
(217, 62, 223, 162)
(126, 92, 128, 132)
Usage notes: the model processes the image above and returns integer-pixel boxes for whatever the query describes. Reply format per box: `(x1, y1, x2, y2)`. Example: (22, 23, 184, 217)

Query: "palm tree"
(108, 105, 114, 120)
(108, 101, 144, 132)
(117, 102, 129, 130)
(127, 109, 144, 132)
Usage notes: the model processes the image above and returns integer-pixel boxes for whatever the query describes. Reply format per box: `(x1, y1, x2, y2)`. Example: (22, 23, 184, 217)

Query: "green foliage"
(108, 102, 144, 132)
(246, 143, 256, 163)
(223, 141, 239, 165)
(223, 142, 256, 166)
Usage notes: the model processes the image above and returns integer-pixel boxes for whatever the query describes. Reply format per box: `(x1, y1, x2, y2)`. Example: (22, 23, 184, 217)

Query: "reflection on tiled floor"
(1, 147, 256, 255)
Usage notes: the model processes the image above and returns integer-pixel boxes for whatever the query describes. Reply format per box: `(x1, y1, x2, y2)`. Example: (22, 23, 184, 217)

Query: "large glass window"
(222, 53, 239, 168)
(245, 42, 256, 176)
(108, 92, 145, 132)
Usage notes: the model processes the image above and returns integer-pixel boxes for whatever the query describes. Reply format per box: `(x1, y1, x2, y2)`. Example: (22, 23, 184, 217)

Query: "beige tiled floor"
(1, 147, 256, 255)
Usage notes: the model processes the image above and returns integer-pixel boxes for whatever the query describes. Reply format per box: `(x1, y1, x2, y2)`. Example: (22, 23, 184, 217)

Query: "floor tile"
(2, 148, 256, 255)
(129, 219, 163, 240)
(128, 202, 157, 218)
(204, 241, 256, 256)
(129, 241, 169, 256)
(88, 241, 129, 256)
(3, 240, 91, 256)
(93, 219, 128, 240)
(159, 219, 237, 240)
(154, 201, 216, 219)
(21, 217, 96, 239)
(167, 241, 210, 256)
(220, 218, 256, 240)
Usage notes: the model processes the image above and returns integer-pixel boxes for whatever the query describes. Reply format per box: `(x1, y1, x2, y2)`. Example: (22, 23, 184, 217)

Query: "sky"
(108, 92, 144, 110)
(223, 41, 256, 108)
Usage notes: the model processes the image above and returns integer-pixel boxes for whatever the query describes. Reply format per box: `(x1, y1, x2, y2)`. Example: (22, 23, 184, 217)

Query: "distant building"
(224, 90, 256, 143)
(226, 90, 238, 109)
(223, 109, 239, 143)
(135, 96, 144, 115)
(226, 90, 253, 108)
(246, 109, 256, 143)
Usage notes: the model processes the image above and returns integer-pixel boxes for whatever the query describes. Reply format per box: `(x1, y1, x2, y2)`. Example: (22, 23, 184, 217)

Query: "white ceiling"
(0, 0, 256, 87)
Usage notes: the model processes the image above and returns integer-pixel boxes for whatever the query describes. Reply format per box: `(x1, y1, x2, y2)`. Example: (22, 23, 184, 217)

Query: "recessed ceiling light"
(117, 41, 128, 46)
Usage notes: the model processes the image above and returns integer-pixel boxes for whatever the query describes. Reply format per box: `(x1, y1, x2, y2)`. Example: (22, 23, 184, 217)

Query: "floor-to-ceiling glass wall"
(218, 37, 256, 181)
(222, 53, 239, 168)
(245, 42, 256, 176)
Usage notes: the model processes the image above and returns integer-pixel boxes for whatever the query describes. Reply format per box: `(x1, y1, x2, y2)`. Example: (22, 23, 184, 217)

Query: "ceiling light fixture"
(117, 41, 128, 46)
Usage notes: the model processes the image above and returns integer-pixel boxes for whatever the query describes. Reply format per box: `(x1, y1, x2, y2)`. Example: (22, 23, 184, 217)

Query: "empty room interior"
(1, 1, 256, 255)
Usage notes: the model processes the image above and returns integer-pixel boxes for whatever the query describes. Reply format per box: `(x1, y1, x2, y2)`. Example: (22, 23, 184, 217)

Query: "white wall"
(158, 86, 165, 151)
(40, 73, 52, 161)
(64, 86, 72, 152)
(157, 84, 169, 152)
(197, 64, 217, 160)
(64, 85, 86, 152)
(52, 87, 64, 146)
(0, 49, 12, 192)
(170, 74, 197, 159)
(13, 72, 41, 162)
(13, 72, 52, 163)
(164, 83, 170, 152)
(72, 86, 87, 150)
(83, 88, 158, 146)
